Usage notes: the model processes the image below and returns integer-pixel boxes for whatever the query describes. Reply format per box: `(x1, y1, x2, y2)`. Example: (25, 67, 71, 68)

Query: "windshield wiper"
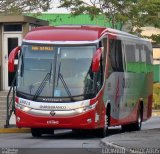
(56, 62, 73, 100)
(58, 73, 72, 98)
(32, 64, 52, 101)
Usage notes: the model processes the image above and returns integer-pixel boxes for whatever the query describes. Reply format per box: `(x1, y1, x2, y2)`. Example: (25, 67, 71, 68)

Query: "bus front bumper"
(15, 108, 97, 129)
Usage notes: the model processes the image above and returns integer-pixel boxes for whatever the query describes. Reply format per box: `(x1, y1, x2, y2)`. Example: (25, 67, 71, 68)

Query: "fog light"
(87, 118, 92, 123)
(17, 117, 20, 122)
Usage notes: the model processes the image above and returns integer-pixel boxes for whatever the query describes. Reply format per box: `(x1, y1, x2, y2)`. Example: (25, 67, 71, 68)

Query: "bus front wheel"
(96, 114, 108, 138)
(31, 128, 54, 137)
(31, 128, 42, 137)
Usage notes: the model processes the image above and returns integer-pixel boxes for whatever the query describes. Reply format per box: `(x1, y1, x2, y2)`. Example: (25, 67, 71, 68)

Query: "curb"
(0, 128, 31, 134)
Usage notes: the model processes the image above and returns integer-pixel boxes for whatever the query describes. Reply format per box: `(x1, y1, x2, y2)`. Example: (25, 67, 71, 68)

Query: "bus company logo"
(50, 111, 56, 116)
(40, 105, 67, 110)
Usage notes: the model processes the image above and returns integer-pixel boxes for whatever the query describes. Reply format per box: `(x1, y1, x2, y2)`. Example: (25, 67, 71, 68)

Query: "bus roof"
(23, 25, 148, 43)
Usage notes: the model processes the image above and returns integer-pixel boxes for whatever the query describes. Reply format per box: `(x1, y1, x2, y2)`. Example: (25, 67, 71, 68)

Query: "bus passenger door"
(105, 39, 125, 125)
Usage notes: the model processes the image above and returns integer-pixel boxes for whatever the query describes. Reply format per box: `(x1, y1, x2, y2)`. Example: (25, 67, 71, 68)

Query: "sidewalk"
(101, 128, 160, 154)
(0, 114, 30, 133)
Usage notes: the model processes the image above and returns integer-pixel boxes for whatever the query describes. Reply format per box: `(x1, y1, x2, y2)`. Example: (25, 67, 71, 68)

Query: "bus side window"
(107, 56, 113, 77)
(95, 55, 105, 92)
(96, 39, 107, 92)
(109, 39, 124, 72)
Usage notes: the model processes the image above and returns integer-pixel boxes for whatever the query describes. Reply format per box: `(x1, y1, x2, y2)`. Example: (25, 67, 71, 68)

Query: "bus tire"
(96, 127, 106, 138)
(96, 114, 109, 138)
(122, 105, 143, 132)
(31, 128, 42, 137)
(132, 105, 143, 131)
(72, 129, 82, 133)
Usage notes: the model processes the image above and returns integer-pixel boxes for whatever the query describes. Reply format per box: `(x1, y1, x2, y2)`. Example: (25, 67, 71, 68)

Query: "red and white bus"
(8, 25, 153, 137)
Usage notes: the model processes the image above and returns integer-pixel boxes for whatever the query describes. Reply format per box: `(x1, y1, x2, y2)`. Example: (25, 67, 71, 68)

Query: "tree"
(59, 0, 135, 29)
(0, 0, 52, 15)
(129, 0, 160, 32)
(151, 35, 160, 44)
(59, 0, 160, 32)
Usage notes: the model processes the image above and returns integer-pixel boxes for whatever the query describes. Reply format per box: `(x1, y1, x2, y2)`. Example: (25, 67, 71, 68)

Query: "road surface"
(0, 116, 159, 154)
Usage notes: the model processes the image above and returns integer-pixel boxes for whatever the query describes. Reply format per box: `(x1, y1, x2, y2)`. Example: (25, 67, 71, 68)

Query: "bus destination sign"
(32, 46, 54, 51)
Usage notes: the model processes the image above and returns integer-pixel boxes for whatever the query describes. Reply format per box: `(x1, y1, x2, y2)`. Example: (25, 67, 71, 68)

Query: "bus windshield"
(17, 44, 96, 100)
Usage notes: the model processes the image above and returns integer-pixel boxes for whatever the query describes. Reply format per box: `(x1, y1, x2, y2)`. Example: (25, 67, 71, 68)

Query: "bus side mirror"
(92, 48, 102, 72)
(8, 46, 21, 72)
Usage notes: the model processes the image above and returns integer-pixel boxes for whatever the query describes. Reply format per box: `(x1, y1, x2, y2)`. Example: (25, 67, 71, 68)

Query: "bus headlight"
(75, 102, 97, 113)
(23, 106, 31, 112)
(16, 103, 31, 112)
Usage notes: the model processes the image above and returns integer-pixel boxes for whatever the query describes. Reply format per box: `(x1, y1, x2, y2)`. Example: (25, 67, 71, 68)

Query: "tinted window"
(109, 39, 124, 72)
(4, 24, 22, 32)
(125, 44, 136, 62)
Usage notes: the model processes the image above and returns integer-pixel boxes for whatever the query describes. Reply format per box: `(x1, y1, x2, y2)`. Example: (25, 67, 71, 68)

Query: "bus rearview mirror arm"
(92, 48, 102, 72)
(8, 46, 21, 72)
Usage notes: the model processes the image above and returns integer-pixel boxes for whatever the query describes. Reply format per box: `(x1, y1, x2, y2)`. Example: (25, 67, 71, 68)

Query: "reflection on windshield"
(17, 45, 55, 97)
(17, 44, 96, 99)
(54, 46, 95, 97)
(32, 64, 53, 101)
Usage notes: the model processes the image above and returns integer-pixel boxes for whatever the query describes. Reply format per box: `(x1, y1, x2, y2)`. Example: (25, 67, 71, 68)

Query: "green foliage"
(131, 0, 160, 29)
(142, 34, 160, 44)
(59, 0, 160, 34)
(153, 83, 160, 109)
(0, 0, 52, 15)
(150, 34, 160, 44)
(59, 0, 134, 29)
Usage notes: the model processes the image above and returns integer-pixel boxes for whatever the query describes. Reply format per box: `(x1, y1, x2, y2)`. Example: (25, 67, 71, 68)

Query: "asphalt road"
(142, 116, 160, 130)
(101, 116, 160, 154)
(0, 116, 160, 154)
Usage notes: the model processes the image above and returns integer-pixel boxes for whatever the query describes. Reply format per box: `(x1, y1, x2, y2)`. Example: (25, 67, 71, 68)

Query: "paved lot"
(101, 116, 160, 154)
(0, 116, 159, 154)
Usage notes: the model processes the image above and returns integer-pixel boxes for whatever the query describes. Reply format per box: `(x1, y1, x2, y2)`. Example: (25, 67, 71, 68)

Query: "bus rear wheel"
(132, 105, 143, 131)
(122, 105, 143, 132)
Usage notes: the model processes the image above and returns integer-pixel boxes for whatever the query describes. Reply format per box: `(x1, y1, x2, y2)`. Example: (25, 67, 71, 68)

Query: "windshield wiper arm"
(58, 73, 72, 98)
(32, 73, 51, 101)
(56, 62, 61, 87)
(32, 64, 52, 101)
(56, 62, 73, 100)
